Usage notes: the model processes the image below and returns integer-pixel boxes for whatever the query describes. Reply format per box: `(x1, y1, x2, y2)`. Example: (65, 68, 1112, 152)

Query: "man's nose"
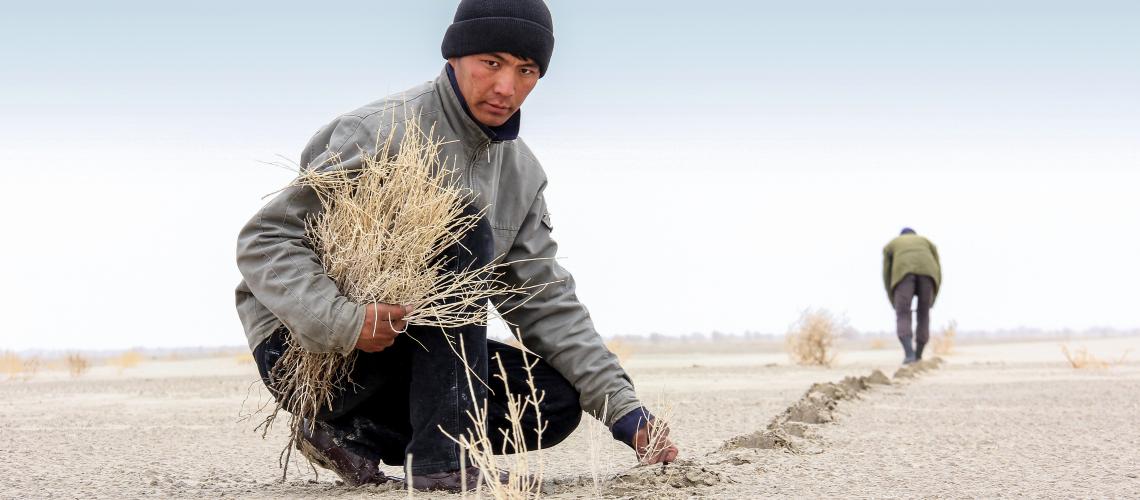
(492, 72, 516, 97)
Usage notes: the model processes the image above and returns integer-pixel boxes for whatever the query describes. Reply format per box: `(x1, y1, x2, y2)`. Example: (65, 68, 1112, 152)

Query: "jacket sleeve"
(234, 115, 374, 354)
(498, 187, 642, 428)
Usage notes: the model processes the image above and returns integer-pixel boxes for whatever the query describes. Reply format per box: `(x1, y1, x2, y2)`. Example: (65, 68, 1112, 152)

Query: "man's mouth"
(482, 102, 511, 115)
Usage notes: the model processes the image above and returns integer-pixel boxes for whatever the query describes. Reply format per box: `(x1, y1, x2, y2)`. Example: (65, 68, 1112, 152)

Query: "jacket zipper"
(464, 140, 491, 190)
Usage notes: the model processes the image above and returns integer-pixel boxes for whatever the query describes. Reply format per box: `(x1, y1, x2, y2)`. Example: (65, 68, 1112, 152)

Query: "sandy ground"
(2, 337, 1138, 499)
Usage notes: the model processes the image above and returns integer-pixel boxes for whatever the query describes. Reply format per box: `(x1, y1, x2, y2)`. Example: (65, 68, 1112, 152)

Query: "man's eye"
(520, 68, 534, 75)
(484, 60, 499, 68)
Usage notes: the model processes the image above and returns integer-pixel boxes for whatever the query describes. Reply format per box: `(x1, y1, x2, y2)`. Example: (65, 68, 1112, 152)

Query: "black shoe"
(915, 342, 926, 360)
(409, 467, 520, 492)
(297, 420, 388, 487)
(410, 466, 481, 492)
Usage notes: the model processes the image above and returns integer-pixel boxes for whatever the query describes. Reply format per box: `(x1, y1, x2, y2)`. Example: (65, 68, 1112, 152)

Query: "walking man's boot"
(900, 337, 917, 364)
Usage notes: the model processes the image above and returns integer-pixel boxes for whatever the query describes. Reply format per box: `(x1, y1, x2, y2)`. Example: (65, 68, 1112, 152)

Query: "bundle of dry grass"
(932, 320, 957, 355)
(785, 309, 842, 366)
(259, 119, 537, 478)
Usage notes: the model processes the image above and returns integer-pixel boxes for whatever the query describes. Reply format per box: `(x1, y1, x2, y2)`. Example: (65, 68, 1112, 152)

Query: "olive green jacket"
(882, 234, 942, 304)
(233, 69, 640, 426)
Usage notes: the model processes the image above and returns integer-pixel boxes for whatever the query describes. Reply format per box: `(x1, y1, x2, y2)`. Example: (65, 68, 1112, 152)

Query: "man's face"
(449, 52, 540, 127)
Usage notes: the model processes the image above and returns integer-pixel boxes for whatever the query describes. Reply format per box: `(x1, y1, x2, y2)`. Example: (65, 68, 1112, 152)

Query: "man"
(882, 228, 942, 364)
(234, 0, 677, 491)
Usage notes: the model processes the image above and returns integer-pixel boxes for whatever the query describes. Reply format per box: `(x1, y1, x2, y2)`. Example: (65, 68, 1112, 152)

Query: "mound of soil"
(607, 459, 727, 496)
(722, 360, 944, 454)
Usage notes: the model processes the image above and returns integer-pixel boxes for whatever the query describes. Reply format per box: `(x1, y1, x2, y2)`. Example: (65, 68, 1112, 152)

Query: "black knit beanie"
(441, 0, 555, 77)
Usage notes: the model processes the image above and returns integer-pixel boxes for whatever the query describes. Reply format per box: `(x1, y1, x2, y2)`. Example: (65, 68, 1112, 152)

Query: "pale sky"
(2, 1, 1138, 350)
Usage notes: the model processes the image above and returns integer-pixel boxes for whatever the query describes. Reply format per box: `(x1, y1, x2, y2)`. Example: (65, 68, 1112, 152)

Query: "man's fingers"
(376, 303, 416, 320)
(647, 445, 678, 465)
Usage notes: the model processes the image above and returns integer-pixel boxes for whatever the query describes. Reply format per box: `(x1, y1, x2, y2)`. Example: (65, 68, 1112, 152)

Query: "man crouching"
(234, 0, 677, 491)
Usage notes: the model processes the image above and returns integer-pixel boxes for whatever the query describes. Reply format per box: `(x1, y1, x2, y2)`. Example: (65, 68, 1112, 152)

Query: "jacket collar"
(440, 63, 521, 143)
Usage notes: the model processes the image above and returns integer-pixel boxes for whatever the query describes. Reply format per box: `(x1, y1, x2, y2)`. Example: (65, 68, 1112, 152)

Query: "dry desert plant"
(108, 350, 143, 372)
(441, 336, 546, 499)
(585, 397, 611, 497)
(1, 351, 22, 379)
(2, 352, 41, 381)
(785, 308, 842, 366)
(931, 320, 958, 355)
(1060, 344, 1130, 369)
(868, 338, 888, 350)
(258, 118, 542, 479)
(638, 391, 677, 467)
(66, 353, 90, 378)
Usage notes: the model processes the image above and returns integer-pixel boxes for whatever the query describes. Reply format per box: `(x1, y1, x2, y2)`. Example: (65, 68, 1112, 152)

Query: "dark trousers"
(254, 209, 581, 475)
(892, 273, 935, 346)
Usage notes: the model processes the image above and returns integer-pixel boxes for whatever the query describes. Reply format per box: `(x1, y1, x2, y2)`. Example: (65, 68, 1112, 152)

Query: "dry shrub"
(869, 338, 888, 350)
(442, 337, 546, 499)
(108, 350, 143, 371)
(638, 391, 676, 466)
(1, 352, 22, 378)
(2, 352, 41, 381)
(932, 320, 958, 355)
(585, 397, 611, 497)
(66, 353, 90, 377)
(785, 309, 842, 366)
(606, 339, 634, 363)
(1060, 344, 1130, 369)
(259, 118, 540, 479)
(234, 353, 255, 365)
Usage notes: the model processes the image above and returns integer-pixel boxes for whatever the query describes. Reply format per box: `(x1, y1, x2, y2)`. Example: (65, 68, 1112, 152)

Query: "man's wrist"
(610, 406, 653, 448)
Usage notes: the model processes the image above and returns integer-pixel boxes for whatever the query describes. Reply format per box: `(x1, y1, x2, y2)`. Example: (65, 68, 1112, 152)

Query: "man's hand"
(633, 417, 679, 464)
(355, 303, 413, 352)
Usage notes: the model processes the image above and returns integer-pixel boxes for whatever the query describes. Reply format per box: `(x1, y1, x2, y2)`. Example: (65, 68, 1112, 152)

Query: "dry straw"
(258, 117, 541, 479)
(1, 352, 40, 381)
(66, 353, 90, 378)
(441, 335, 547, 499)
(638, 391, 676, 467)
(1060, 344, 1131, 369)
(786, 308, 842, 366)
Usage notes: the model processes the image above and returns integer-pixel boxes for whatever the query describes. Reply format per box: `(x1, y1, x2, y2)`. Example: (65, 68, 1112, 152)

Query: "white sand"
(1, 337, 1137, 498)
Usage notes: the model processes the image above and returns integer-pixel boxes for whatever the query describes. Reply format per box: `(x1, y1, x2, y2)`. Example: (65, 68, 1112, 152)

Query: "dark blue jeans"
(255, 210, 582, 474)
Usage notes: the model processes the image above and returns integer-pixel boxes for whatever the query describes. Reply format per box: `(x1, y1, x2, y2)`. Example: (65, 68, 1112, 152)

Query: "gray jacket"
(234, 68, 640, 426)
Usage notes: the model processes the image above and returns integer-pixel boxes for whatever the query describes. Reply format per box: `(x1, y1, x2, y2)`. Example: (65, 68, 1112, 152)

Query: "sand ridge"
(594, 360, 945, 499)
